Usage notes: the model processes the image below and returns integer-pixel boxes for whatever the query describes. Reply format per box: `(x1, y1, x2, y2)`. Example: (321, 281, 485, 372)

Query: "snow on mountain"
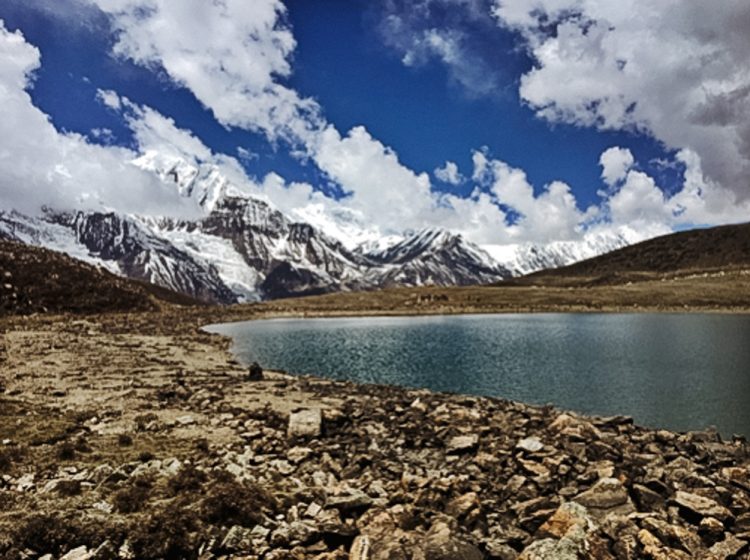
(133, 151, 247, 212)
(363, 228, 513, 286)
(0, 210, 119, 274)
(2, 152, 648, 302)
(482, 229, 645, 276)
(152, 225, 261, 302)
(290, 203, 385, 251)
(48, 210, 238, 303)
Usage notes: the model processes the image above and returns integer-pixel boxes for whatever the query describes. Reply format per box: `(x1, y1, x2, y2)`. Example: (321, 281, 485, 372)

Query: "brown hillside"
(518, 221, 750, 286)
(0, 239, 201, 316)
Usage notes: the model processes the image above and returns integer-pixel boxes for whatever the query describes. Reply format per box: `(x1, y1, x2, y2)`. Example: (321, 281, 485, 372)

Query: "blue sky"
(0, 0, 748, 244)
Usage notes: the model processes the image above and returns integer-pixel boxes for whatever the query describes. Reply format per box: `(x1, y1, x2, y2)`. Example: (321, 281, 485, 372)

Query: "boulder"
(641, 517, 702, 556)
(705, 535, 748, 559)
(516, 437, 544, 453)
(328, 489, 373, 513)
(60, 547, 92, 560)
(518, 538, 580, 560)
(637, 529, 692, 560)
(446, 492, 480, 520)
(247, 362, 264, 381)
(573, 478, 632, 512)
(537, 502, 595, 540)
(423, 521, 483, 560)
(673, 491, 733, 524)
(446, 434, 479, 454)
(288, 408, 322, 438)
(349, 535, 371, 560)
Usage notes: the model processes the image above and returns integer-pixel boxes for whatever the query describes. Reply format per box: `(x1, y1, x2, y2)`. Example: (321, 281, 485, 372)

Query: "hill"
(0, 239, 201, 316)
(514, 222, 750, 286)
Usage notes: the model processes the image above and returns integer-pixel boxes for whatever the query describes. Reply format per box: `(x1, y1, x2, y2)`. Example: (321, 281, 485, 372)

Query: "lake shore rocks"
(0, 312, 749, 558)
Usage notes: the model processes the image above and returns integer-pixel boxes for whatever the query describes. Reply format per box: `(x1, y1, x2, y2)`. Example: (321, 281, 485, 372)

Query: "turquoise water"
(205, 313, 750, 437)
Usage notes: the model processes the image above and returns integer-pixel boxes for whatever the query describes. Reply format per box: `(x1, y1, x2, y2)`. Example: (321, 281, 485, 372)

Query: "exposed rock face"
(48, 211, 237, 304)
(1, 205, 511, 302)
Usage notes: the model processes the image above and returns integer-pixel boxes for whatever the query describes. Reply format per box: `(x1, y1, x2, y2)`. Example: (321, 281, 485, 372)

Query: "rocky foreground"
(1, 311, 749, 559)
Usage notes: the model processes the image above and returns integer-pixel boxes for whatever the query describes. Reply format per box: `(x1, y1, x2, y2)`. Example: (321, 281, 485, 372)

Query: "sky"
(0, 0, 749, 245)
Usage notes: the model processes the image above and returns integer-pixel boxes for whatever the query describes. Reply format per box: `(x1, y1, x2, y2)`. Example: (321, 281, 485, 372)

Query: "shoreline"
(1, 305, 750, 558)
(204, 310, 750, 440)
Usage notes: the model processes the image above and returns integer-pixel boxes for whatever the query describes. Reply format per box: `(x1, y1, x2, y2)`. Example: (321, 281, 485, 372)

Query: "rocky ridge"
(0, 312, 748, 559)
(0, 152, 644, 303)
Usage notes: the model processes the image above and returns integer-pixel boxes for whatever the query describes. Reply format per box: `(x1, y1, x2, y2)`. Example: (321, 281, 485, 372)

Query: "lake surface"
(205, 313, 750, 437)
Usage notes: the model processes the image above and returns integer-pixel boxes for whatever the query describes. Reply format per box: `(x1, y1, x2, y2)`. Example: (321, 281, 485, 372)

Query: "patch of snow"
(0, 211, 119, 274)
(157, 228, 261, 302)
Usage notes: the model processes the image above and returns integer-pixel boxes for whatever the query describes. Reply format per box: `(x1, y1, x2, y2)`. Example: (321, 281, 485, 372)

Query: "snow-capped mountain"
(483, 231, 641, 277)
(361, 228, 510, 286)
(0, 153, 645, 302)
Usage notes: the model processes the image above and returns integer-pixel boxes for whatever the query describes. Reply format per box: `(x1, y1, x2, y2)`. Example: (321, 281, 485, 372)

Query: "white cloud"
(93, 0, 696, 244)
(482, 157, 590, 242)
(96, 88, 121, 110)
(607, 170, 670, 228)
(434, 160, 464, 185)
(311, 125, 437, 233)
(599, 147, 635, 187)
(0, 22, 198, 217)
(90, 0, 322, 146)
(491, 0, 750, 202)
(598, 146, 750, 231)
(236, 146, 258, 163)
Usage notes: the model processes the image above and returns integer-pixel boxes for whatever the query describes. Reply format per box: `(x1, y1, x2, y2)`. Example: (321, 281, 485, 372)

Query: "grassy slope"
(513, 222, 750, 287)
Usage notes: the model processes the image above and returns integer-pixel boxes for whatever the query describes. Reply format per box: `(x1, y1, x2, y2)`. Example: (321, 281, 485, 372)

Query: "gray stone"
(673, 491, 733, 523)
(288, 408, 322, 438)
(221, 525, 254, 552)
(516, 436, 544, 453)
(446, 434, 479, 454)
(574, 477, 630, 509)
(518, 538, 579, 560)
(328, 489, 373, 513)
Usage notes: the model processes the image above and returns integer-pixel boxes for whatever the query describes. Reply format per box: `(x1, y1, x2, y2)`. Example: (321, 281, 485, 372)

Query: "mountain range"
(0, 152, 643, 302)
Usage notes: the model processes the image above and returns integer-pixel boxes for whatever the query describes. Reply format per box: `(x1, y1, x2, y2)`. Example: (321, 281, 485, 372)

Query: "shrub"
(16, 514, 80, 555)
(138, 450, 155, 462)
(0, 446, 25, 472)
(194, 438, 209, 453)
(200, 477, 276, 527)
(56, 479, 82, 497)
(129, 505, 200, 559)
(167, 464, 207, 496)
(134, 413, 159, 432)
(113, 476, 153, 514)
(56, 442, 76, 461)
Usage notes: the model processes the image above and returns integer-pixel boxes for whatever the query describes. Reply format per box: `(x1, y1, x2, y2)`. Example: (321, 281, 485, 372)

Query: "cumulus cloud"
(598, 146, 750, 232)
(98, 90, 214, 163)
(491, 0, 750, 201)
(434, 161, 464, 185)
(475, 155, 591, 241)
(0, 21, 198, 217)
(599, 147, 635, 187)
(90, 0, 322, 145)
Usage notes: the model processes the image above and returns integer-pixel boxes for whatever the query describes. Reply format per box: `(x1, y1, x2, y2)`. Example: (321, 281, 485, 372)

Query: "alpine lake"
(205, 313, 750, 438)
